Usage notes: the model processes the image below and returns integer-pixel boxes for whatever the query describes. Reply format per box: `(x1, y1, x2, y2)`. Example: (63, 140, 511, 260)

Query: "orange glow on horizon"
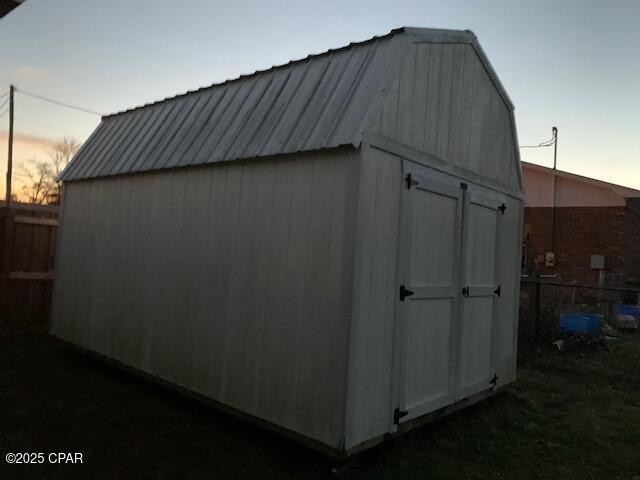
(0, 131, 58, 201)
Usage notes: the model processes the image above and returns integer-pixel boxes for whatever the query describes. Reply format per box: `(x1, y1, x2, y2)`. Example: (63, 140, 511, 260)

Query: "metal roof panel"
(60, 27, 499, 181)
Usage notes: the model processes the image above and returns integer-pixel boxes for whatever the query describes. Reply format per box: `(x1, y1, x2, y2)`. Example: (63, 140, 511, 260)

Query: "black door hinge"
(498, 203, 506, 215)
(461, 286, 469, 297)
(399, 285, 414, 301)
(490, 374, 499, 387)
(460, 182, 468, 190)
(494, 285, 501, 297)
(406, 173, 418, 189)
(394, 407, 408, 425)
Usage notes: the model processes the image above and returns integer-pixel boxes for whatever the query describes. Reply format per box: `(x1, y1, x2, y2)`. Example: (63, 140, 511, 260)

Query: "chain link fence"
(519, 276, 640, 355)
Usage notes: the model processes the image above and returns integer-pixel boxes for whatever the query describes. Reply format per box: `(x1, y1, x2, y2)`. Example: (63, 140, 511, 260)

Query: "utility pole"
(550, 126, 558, 254)
(5, 84, 14, 206)
(552, 126, 558, 170)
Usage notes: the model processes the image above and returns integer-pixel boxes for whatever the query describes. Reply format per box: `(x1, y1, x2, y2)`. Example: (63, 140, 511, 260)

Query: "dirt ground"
(1, 333, 639, 480)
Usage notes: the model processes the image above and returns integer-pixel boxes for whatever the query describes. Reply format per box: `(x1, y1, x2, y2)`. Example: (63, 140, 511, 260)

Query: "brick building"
(522, 162, 640, 288)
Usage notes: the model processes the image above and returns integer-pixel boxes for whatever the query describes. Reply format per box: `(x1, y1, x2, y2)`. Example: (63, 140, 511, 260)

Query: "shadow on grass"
(1, 333, 638, 479)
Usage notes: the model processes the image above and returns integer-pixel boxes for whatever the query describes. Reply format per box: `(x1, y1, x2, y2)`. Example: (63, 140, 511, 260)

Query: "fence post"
(533, 274, 541, 338)
(0, 207, 15, 321)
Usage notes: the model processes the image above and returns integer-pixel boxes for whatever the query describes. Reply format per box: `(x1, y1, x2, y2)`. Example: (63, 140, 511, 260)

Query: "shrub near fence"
(0, 201, 59, 335)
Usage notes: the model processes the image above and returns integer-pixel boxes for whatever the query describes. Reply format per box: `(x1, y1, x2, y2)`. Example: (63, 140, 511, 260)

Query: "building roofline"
(522, 161, 640, 198)
(102, 26, 479, 120)
(0, 0, 25, 19)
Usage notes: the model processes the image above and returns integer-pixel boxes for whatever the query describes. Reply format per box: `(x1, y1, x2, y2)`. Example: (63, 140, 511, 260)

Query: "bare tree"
(19, 159, 55, 204)
(17, 136, 80, 204)
(50, 136, 80, 180)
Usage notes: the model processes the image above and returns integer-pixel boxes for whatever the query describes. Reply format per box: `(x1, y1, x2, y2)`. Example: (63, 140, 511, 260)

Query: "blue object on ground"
(616, 304, 640, 319)
(559, 313, 603, 334)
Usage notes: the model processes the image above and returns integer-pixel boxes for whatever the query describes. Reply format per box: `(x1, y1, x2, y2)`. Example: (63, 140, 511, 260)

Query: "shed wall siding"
(345, 147, 402, 449)
(373, 43, 519, 190)
(492, 195, 522, 385)
(51, 150, 358, 448)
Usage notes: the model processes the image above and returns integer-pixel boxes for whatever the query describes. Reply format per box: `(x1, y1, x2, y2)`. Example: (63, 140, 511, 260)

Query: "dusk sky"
(0, 0, 638, 197)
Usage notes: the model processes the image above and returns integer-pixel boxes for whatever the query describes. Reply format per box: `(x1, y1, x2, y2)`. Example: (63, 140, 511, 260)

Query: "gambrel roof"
(61, 27, 514, 181)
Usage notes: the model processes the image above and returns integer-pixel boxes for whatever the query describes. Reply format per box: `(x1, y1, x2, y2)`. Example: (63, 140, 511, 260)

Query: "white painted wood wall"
(52, 150, 359, 449)
(344, 41, 523, 450)
(373, 42, 521, 191)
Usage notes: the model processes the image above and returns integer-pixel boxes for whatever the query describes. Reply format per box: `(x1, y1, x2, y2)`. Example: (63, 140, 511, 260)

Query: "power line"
(0, 91, 8, 100)
(519, 135, 557, 149)
(0, 97, 8, 112)
(0, 108, 8, 120)
(15, 87, 104, 116)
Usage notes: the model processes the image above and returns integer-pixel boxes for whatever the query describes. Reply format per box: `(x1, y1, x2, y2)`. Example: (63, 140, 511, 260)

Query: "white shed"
(52, 27, 523, 456)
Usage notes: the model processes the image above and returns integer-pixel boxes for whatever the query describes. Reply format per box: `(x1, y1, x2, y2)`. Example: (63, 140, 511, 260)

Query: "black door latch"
(399, 285, 414, 301)
(394, 407, 408, 424)
(406, 174, 418, 189)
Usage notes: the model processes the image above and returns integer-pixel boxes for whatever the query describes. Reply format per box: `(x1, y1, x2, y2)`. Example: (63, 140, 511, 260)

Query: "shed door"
(395, 172, 463, 422)
(456, 189, 503, 400)
(394, 166, 506, 425)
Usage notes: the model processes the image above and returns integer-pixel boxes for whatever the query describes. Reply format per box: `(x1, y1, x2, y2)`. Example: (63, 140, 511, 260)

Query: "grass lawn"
(1, 333, 638, 479)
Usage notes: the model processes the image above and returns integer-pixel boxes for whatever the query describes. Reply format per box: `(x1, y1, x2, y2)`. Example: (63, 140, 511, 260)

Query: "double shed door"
(395, 164, 506, 424)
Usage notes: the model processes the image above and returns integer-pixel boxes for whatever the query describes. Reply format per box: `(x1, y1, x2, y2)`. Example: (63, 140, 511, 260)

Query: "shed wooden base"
(55, 335, 507, 459)
(55, 336, 344, 458)
(345, 386, 502, 458)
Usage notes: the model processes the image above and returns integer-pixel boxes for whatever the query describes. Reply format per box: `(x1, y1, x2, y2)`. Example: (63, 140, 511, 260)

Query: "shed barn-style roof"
(61, 27, 513, 181)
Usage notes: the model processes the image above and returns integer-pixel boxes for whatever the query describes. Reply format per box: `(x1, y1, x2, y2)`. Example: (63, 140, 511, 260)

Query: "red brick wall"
(523, 205, 640, 287)
(625, 199, 640, 287)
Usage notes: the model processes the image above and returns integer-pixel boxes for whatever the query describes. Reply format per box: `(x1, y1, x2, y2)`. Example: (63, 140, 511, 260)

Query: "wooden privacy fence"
(0, 202, 59, 335)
